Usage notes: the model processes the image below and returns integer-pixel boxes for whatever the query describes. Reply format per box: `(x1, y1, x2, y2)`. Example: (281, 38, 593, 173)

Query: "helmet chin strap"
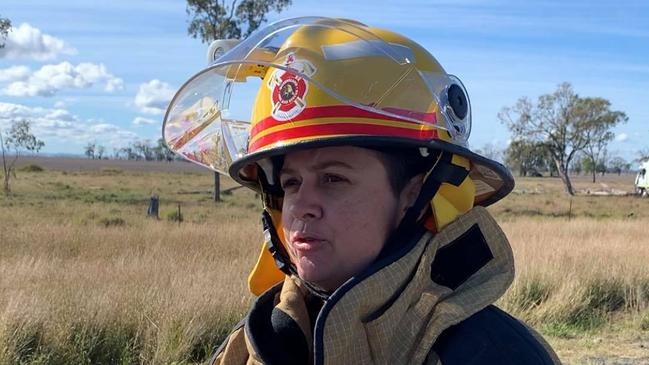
(258, 178, 333, 300)
(380, 151, 469, 257)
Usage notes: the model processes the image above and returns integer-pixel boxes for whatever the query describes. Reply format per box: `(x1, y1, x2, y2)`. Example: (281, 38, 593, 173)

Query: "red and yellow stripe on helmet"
(249, 105, 439, 153)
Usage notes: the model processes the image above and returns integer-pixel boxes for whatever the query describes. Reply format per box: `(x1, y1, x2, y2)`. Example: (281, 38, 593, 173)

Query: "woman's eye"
(280, 178, 300, 190)
(323, 174, 347, 184)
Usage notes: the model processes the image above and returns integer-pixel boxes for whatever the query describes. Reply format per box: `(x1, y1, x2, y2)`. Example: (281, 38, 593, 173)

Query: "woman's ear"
(397, 173, 424, 221)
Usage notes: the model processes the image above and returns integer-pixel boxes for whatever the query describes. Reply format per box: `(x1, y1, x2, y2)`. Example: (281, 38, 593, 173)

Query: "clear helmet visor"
(163, 17, 471, 175)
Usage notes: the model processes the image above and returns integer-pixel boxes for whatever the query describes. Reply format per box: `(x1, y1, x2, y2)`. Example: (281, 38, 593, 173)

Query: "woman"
(163, 17, 561, 365)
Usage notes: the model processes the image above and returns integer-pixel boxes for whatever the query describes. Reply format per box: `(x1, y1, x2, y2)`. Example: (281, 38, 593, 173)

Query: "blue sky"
(1, 0, 647, 162)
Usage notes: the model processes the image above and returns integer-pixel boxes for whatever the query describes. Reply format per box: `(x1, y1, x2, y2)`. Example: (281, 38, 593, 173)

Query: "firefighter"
(163, 17, 561, 365)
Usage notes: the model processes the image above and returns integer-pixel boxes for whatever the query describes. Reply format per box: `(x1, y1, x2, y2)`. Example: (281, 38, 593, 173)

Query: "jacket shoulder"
(431, 305, 560, 365)
(209, 317, 247, 365)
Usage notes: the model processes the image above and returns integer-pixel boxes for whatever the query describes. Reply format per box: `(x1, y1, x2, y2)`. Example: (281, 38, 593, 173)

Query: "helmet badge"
(268, 53, 317, 121)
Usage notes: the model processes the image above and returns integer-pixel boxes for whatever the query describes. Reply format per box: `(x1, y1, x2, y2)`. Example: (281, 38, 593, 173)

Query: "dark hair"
(368, 147, 436, 196)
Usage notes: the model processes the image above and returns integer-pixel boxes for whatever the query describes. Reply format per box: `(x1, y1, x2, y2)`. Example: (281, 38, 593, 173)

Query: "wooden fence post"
(147, 194, 159, 219)
(213, 171, 221, 202)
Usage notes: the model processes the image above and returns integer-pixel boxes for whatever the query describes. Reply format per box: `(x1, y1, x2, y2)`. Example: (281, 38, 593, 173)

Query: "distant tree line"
(84, 139, 176, 162)
(484, 142, 645, 178)
(479, 139, 642, 183)
(499, 141, 637, 179)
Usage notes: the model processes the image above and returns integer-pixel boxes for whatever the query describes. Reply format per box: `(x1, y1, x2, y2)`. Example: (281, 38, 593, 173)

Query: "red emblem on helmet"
(268, 53, 316, 121)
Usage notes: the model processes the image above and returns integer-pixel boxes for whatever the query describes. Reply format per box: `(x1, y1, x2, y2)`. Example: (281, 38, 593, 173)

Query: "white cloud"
(45, 108, 77, 122)
(0, 62, 124, 97)
(615, 133, 629, 142)
(105, 78, 124, 92)
(133, 116, 157, 125)
(0, 102, 139, 148)
(134, 80, 175, 115)
(53, 101, 66, 109)
(91, 123, 123, 134)
(0, 66, 31, 82)
(0, 23, 76, 61)
(3, 82, 45, 97)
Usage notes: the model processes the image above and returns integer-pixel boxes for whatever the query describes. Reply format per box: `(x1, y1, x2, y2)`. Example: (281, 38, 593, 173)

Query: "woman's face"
(279, 146, 419, 292)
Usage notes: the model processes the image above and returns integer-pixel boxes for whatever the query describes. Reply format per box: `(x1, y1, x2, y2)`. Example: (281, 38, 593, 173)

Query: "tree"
(186, 0, 292, 42)
(499, 82, 627, 195)
(576, 97, 627, 182)
(84, 142, 96, 159)
(637, 148, 649, 163)
(153, 138, 175, 162)
(186, 0, 292, 202)
(504, 140, 550, 177)
(96, 145, 106, 159)
(608, 156, 628, 175)
(134, 140, 155, 161)
(119, 146, 138, 161)
(570, 155, 582, 175)
(475, 142, 503, 163)
(580, 155, 596, 177)
(1, 120, 45, 195)
(0, 16, 10, 48)
(596, 149, 608, 177)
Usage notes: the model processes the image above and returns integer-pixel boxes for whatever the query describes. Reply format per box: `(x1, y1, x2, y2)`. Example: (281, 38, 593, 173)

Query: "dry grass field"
(1, 157, 649, 364)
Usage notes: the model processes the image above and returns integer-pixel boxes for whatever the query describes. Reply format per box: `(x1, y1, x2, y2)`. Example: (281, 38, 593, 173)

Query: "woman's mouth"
(291, 234, 326, 252)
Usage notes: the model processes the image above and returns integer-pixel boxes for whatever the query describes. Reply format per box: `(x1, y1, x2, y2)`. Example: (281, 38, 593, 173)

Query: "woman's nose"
(286, 183, 323, 221)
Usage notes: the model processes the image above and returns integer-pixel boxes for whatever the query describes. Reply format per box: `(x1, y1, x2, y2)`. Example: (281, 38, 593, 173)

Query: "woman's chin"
(297, 261, 332, 288)
(296, 259, 322, 281)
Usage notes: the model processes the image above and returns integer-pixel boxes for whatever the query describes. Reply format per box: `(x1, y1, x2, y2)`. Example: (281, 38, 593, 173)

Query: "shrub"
(165, 209, 183, 223)
(508, 276, 554, 310)
(100, 168, 123, 175)
(64, 323, 141, 365)
(98, 217, 126, 227)
(585, 278, 626, 313)
(19, 164, 44, 172)
(641, 311, 649, 331)
(5, 321, 47, 364)
(540, 322, 576, 339)
(191, 212, 208, 224)
(547, 278, 625, 332)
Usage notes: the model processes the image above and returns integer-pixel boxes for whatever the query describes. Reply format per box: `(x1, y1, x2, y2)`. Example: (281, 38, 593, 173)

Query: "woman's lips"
(291, 234, 326, 252)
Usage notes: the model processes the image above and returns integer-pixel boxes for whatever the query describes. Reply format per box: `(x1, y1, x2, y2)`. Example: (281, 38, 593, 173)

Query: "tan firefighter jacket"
(211, 207, 561, 365)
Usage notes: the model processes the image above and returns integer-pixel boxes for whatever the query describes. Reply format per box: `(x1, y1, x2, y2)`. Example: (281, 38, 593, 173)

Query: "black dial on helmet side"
(448, 84, 468, 120)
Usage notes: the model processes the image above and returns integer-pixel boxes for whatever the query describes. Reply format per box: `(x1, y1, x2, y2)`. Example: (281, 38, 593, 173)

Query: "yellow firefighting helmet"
(163, 17, 514, 295)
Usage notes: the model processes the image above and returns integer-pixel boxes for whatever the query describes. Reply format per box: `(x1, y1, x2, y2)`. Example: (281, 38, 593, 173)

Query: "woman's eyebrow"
(313, 160, 355, 170)
(280, 160, 355, 176)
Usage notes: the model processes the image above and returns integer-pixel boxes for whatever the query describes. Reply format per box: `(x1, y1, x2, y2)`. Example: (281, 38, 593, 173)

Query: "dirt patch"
(578, 189, 631, 196)
(578, 357, 649, 365)
(550, 332, 649, 365)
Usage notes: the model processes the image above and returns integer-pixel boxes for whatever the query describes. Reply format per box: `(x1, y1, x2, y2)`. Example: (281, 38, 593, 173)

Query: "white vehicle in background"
(635, 160, 649, 197)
